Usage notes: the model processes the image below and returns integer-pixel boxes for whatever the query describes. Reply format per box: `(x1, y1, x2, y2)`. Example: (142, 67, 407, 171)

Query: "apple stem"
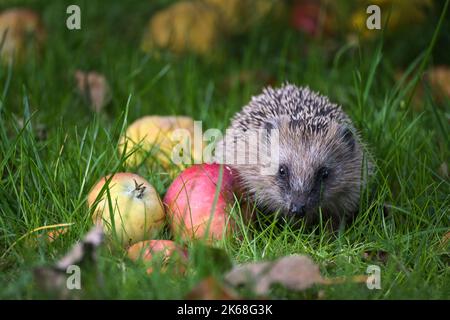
(133, 179, 146, 199)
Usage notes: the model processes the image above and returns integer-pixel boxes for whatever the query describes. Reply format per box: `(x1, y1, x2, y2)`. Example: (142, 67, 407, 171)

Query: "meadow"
(0, 0, 448, 299)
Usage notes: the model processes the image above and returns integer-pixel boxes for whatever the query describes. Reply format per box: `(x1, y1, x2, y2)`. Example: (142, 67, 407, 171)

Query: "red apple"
(127, 240, 188, 274)
(290, 0, 335, 37)
(163, 163, 235, 241)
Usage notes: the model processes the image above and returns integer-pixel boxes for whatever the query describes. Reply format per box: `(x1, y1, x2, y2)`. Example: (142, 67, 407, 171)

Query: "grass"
(0, 0, 449, 299)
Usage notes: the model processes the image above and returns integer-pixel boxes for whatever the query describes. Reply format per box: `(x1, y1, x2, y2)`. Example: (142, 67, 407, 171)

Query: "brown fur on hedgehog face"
(233, 117, 364, 224)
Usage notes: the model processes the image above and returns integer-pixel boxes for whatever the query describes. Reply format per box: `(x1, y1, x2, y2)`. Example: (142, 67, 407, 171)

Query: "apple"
(118, 116, 202, 170)
(127, 240, 188, 274)
(0, 8, 46, 64)
(204, 0, 282, 34)
(141, 1, 221, 56)
(163, 163, 235, 241)
(87, 172, 165, 246)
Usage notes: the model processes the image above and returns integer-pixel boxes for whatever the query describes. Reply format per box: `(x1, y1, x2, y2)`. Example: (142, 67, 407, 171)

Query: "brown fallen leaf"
(224, 254, 368, 296)
(225, 255, 323, 295)
(186, 276, 238, 300)
(55, 225, 103, 270)
(0, 8, 46, 63)
(75, 70, 111, 113)
(34, 226, 104, 299)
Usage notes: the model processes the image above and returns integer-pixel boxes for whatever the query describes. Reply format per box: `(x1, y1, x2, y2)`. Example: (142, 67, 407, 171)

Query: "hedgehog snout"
(289, 202, 306, 217)
(288, 192, 310, 217)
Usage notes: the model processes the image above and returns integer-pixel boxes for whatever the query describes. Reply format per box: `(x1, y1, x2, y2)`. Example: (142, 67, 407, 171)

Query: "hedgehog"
(215, 83, 373, 228)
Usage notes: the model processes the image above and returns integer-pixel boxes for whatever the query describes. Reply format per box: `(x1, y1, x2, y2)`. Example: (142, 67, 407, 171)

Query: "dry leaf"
(34, 226, 104, 298)
(75, 70, 111, 113)
(186, 276, 238, 300)
(225, 255, 323, 295)
(0, 8, 46, 63)
(224, 254, 368, 296)
(54, 225, 103, 270)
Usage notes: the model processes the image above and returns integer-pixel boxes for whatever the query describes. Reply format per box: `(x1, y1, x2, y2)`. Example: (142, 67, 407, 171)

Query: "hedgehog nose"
(289, 203, 306, 217)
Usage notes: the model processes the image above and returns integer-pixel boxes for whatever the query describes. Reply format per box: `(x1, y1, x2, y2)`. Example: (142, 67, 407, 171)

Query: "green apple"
(88, 173, 165, 246)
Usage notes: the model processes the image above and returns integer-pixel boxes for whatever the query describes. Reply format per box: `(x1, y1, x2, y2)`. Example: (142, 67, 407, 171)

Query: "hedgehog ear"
(340, 127, 355, 152)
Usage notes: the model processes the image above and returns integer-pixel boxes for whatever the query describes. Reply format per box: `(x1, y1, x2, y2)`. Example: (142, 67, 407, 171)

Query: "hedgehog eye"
(278, 164, 289, 178)
(317, 167, 329, 180)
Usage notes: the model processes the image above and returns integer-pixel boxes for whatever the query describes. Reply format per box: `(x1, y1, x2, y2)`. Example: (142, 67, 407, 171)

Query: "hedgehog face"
(271, 120, 363, 221)
(221, 84, 372, 226)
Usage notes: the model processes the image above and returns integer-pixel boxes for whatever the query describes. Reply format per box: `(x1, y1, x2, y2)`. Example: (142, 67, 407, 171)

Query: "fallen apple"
(118, 115, 202, 170)
(0, 8, 46, 63)
(141, 1, 222, 56)
(127, 240, 188, 274)
(87, 172, 165, 246)
(163, 163, 235, 241)
(205, 0, 282, 35)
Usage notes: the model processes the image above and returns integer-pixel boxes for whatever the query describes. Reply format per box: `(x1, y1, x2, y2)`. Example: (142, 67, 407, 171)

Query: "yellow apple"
(0, 8, 46, 64)
(205, 0, 282, 34)
(141, 1, 222, 56)
(118, 116, 202, 170)
(87, 172, 165, 246)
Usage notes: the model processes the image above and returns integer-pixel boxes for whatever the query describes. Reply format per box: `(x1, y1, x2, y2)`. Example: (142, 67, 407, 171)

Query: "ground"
(0, 0, 449, 299)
